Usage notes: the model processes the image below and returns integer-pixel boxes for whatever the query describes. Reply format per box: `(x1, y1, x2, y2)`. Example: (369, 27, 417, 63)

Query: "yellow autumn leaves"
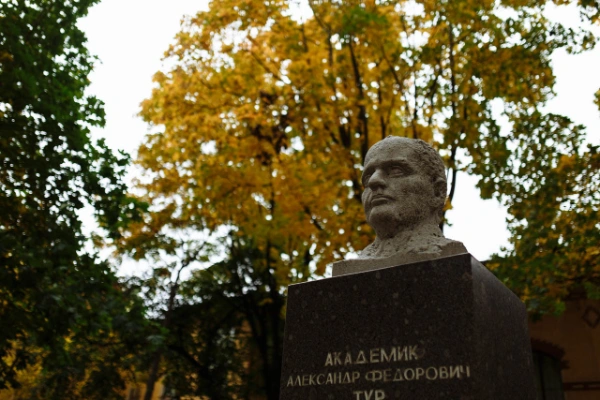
(115, 0, 599, 314)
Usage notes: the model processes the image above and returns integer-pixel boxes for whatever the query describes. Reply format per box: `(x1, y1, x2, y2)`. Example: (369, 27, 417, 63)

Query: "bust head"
(361, 136, 447, 239)
(333, 136, 466, 273)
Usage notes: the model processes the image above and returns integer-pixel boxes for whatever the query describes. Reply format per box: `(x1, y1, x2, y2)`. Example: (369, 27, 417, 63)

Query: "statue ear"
(432, 178, 447, 209)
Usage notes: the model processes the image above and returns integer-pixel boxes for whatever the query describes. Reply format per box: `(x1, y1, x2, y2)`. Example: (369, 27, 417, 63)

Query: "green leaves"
(157, 238, 285, 399)
(484, 112, 599, 315)
(340, 5, 390, 37)
(1, 0, 147, 396)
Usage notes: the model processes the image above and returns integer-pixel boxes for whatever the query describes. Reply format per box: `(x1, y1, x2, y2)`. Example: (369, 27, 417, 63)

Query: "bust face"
(361, 138, 441, 238)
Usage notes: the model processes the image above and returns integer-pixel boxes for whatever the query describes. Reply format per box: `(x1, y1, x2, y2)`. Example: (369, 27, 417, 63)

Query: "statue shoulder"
(432, 237, 467, 255)
(358, 242, 378, 258)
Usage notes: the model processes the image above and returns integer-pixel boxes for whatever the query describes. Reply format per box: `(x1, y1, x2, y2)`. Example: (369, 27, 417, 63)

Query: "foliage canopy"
(1, 0, 146, 396)
(130, 0, 600, 313)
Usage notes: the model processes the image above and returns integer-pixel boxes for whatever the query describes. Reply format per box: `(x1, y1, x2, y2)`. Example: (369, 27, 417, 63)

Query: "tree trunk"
(143, 352, 161, 400)
(143, 262, 186, 400)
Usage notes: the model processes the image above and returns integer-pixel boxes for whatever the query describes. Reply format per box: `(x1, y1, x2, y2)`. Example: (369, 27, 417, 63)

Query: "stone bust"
(332, 136, 466, 276)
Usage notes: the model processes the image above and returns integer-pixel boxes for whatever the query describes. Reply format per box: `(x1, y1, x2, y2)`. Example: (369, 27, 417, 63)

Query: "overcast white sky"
(79, 1, 600, 272)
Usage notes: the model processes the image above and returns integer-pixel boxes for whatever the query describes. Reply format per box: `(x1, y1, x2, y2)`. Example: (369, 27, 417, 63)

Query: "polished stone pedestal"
(280, 253, 537, 399)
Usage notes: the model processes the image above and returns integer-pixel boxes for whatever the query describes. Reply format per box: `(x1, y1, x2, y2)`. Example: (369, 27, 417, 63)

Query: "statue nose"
(367, 169, 387, 190)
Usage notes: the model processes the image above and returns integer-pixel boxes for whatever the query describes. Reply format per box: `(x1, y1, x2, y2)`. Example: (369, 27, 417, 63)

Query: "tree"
(159, 238, 284, 400)
(0, 0, 146, 396)
(486, 113, 600, 315)
(123, 0, 600, 397)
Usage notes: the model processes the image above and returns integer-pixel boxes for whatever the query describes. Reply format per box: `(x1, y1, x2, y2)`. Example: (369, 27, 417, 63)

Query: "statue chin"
(368, 207, 427, 239)
(367, 211, 400, 238)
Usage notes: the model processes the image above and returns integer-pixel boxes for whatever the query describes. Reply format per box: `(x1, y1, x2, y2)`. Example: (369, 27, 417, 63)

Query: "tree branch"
(347, 38, 369, 163)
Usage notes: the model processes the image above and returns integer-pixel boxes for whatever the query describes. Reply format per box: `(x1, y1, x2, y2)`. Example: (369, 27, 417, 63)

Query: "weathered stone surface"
(356, 136, 466, 269)
(280, 254, 537, 399)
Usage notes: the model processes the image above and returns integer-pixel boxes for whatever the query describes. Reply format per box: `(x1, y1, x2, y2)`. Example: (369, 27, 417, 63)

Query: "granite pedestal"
(279, 253, 537, 399)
